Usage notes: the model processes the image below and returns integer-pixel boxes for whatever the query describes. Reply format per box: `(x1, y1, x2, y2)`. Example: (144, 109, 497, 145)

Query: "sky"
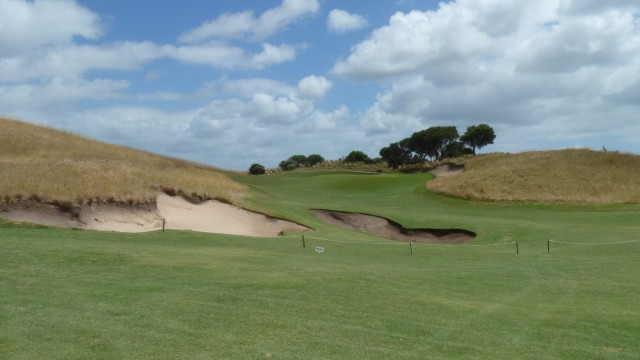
(1, 0, 640, 170)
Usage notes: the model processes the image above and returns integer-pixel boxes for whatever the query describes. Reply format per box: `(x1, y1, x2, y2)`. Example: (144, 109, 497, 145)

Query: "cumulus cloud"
(334, 0, 640, 151)
(0, 76, 128, 115)
(297, 75, 332, 99)
(1, 40, 296, 83)
(168, 42, 295, 70)
(0, 0, 102, 56)
(327, 9, 368, 33)
(179, 0, 320, 42)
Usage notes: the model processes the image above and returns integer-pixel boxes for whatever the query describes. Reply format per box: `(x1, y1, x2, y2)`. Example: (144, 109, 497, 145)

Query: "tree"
(248, 163, 266, 175)
(288, 155, 308, 166)
(379, 141, 412, 169)
(441, 141, 471, 159)
(407, 126, 459, 161)
(344, 150, 371, 163)
(279, 159, 299, 171)
(460, 124, 496, 155)
(307, 154, 325, 166)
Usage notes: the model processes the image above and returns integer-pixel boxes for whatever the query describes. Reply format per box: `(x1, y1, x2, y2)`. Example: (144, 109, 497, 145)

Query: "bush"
(279, 159, 299, 171)
(307, 154, 325, 166)
(248, 163, 266, 175)
(344, 150, 371, 163)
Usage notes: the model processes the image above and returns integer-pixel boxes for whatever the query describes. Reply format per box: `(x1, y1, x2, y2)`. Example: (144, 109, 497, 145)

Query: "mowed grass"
(2, 172, 640, 359)
(0, 118, 246, 205)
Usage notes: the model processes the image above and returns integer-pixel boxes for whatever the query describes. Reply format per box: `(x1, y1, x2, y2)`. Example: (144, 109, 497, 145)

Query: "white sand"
(429, 164, 464, 177)
(0, 194, 308, 237)
(155, 194, 307, 236)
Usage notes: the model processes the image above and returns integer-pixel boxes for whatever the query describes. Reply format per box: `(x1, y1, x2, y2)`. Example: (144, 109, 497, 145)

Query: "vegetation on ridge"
(0, 117, 247, 206)
(428, 149, 640, 203)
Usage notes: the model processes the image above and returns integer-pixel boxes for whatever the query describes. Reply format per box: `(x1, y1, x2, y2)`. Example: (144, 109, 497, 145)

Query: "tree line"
(249, 124, 495, 174)
(379, 124, 495, 169)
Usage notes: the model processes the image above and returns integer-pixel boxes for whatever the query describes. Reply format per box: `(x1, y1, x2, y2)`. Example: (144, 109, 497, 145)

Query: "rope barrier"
(549, 239, 640, 246)
(284, 234, 515, 247)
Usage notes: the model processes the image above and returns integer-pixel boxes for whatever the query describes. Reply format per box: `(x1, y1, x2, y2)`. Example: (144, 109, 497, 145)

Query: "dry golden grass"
(0, 117, 247, 206)
(428, 149, 640, 203)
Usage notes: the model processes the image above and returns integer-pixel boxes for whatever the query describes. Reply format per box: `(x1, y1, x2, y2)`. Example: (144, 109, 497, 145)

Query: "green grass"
(2, 171, 640, 359)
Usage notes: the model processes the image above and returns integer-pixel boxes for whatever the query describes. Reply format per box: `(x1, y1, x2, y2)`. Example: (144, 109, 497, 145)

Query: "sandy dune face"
(0, 194, 308, 237)
(155, 194, 308, 236)
(313, 210, 475, 244)
(429, 164, 464, 177)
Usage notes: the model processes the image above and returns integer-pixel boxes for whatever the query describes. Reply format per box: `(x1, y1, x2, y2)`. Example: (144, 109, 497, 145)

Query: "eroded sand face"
(0, 194, 308, 237)
(155, 194, 308, 236)
(313, 209, 475, 244)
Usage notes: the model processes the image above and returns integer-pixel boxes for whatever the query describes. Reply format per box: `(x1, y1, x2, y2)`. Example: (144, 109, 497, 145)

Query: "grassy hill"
(428, 149, 640, 203)
(0, 117, 247, 206)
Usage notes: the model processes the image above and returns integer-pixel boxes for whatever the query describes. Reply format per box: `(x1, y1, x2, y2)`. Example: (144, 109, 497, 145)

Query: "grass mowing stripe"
(2, 171, 640, 359)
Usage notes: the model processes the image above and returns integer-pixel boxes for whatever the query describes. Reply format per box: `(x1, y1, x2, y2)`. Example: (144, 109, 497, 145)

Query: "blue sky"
(1, 0, 640, 170)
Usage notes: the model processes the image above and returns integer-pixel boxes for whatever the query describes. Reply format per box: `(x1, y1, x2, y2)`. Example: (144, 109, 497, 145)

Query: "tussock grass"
(0, 117, 247, 205)
(428, 149, 640, 203)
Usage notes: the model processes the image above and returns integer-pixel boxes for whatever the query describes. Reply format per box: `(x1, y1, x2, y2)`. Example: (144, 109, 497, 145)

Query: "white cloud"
(332, 8, 491, 80)
(0, 0, 102, 56)
(327, 9, 368, 33)
(0, 76, 128, 112)
(0, 40, 296, 83)
(219, 78, 295, 98)
(333, 0, 640, 152)
(178, 11, 255, 42)
(251, 43, 296, 69)
(297, 75, 332, 99)
(179, 0, 320, 42)
(0, 42, 164, 82)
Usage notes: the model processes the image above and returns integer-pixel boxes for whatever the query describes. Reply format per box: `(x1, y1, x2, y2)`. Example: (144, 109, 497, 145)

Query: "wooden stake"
(162, 219, 165, 232)
(516, 241, 519, 255)
(409, 242, 413, 255)
(547, 239, 550, 253)
(302, 235, 306, 248)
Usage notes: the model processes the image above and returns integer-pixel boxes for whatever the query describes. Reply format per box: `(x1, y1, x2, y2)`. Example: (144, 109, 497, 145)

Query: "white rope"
(415, 242, 516, 248)
(549, 239, 640, 246)
(284, 235, 515, 247)
(283, 235, 397, 245)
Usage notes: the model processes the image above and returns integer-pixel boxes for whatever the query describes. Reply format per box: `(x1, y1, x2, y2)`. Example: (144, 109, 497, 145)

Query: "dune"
(0, 194, 308, 237)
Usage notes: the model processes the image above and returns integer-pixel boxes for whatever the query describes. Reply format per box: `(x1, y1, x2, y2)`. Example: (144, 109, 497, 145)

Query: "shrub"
(344, 150, 371, 163)
(248, 163, 266, 175)
(307, 154, 325, 166)
(279, 159, 299, 171)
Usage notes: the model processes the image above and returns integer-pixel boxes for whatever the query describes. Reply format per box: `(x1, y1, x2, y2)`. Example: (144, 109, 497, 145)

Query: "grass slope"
(428, 149, 640, 203)
(2, 172, 639, 359)
(0, 117, 246, 205)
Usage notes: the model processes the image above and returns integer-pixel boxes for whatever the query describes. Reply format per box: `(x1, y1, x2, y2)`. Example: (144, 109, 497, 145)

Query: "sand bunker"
(313, 210, 475, 244)
(0, 194, 308, 237)
(429, 164, 464, 177)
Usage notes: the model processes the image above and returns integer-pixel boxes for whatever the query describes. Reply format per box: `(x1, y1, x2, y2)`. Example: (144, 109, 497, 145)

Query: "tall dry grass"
(428, 149, 640, 203)
(0, 117, 247, 206)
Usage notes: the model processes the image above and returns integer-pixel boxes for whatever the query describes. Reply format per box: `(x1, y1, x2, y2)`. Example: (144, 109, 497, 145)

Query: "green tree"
(307, 154, 325, 166)
(407, 126, 460, 161)
(344, 150, 371, 163)
(288, 155, 308, 166)
(460, 124, 496, 155)
(379, 141, 412, 169)
(279, 159, 299, 171)
(248, 163, 266, 175)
